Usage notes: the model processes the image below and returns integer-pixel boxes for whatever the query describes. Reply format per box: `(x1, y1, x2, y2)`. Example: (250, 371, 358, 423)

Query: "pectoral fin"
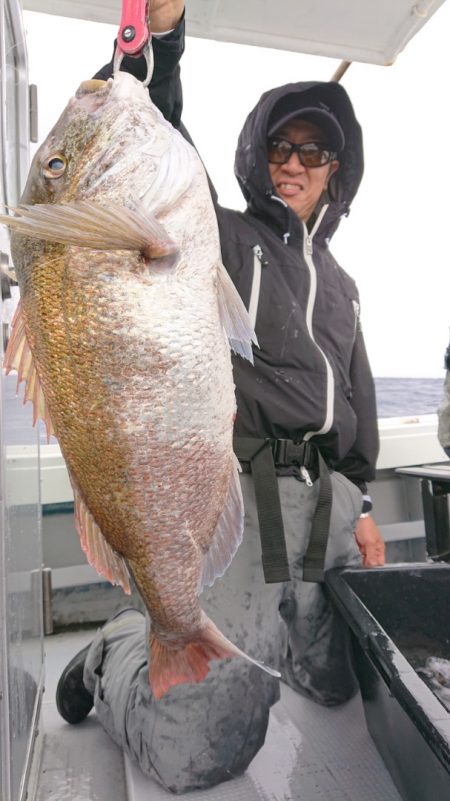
(0, 201, 178, 262)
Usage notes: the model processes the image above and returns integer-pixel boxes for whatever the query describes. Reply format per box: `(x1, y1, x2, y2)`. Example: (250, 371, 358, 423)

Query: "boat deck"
(37, 628, 403, 801)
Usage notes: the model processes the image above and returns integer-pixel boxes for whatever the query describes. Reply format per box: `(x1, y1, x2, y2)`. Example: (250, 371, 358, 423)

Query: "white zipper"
(352, 299, 361, 339)
(301, 205, 335, 442)
(248, 245, 264, 330)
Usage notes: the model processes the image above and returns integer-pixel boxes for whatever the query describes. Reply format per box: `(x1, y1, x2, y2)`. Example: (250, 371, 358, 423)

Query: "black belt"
(233, 437, 332, 584)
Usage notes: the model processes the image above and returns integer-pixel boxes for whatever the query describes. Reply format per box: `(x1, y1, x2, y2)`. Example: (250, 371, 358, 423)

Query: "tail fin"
(149, 613, 280, 700)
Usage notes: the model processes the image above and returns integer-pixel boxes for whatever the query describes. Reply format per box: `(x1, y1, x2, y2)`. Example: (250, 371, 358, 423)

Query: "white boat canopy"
(21, 0, 447, 66)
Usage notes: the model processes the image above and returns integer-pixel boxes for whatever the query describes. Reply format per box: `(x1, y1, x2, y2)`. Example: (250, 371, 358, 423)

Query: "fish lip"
(76, 79, 110, 97)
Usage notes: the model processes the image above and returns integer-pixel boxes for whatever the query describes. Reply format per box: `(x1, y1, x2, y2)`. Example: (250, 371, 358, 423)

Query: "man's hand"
(355, 516, 385, 567)
(149, 0, 184, 32)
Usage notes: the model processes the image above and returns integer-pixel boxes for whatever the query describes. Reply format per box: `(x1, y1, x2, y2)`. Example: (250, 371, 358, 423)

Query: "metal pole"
(331, 60, 351, 82)
(42, 567, 53, 635)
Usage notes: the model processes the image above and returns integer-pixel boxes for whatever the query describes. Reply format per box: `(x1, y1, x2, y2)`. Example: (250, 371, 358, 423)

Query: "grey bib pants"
(83, 471, 363, 793)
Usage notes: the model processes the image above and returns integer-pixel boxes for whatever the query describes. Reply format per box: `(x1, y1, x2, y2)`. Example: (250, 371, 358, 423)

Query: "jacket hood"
(234, 81, 364, 242)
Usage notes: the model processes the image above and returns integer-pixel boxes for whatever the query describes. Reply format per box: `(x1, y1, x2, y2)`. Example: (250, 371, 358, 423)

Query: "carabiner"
(113, 0, 154, 87)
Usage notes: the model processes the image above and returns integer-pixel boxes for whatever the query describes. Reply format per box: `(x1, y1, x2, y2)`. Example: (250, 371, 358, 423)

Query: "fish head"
(21, 73, 165, 208)
(9, 73, 183, 279)
(8, 72, 204, 284)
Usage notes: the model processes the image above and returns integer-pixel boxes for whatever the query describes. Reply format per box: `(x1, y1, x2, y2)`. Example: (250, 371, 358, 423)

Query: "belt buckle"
(271, 439, 305, 467)
(286, 440, 306, 467)
(271, 438, 288, 465)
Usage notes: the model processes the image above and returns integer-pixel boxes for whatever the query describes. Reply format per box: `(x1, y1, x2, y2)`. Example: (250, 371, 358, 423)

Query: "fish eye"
(43, 155, 67, 179)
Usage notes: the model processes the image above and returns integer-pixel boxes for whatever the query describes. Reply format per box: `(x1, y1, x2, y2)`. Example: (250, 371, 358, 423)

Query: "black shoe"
(55, 608, 143, 724)
(56, 644, 94, 724)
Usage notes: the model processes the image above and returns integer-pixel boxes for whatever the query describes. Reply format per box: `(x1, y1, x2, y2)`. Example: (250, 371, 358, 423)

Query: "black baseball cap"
(268, 99, 345, 152)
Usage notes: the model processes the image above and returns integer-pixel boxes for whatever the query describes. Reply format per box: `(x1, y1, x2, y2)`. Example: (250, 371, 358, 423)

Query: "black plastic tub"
(325, 563, 450, 801)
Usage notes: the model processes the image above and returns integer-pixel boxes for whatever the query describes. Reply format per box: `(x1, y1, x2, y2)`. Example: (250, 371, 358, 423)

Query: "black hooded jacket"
(95, 18, 379, 491)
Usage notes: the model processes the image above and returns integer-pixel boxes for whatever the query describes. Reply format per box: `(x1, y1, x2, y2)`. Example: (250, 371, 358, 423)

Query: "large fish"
(2, 72, 279, 698)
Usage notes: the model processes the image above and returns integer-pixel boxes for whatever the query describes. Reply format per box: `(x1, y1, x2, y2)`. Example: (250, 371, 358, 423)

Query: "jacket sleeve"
(335, 325, 379, 494)
(93, 13, 185, 127)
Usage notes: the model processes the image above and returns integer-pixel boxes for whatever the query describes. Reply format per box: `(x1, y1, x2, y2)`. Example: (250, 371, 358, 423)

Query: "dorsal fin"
(4, 301, 54, 440)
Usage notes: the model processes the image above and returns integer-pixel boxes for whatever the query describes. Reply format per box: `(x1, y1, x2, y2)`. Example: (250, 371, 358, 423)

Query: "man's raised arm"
(150, 0, 184, 32)
(93, 2, 186, 127)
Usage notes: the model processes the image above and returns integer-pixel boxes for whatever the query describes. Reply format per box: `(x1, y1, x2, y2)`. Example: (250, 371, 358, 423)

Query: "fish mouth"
(76, 79, 108, 96)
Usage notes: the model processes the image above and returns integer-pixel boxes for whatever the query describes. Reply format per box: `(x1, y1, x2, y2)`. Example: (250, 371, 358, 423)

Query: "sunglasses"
(267, 137, 337, 168)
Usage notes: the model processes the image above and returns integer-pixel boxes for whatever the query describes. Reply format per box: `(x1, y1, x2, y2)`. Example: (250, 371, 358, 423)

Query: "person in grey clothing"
(438, 341, 450, 457)
(57, 0, 385, 793)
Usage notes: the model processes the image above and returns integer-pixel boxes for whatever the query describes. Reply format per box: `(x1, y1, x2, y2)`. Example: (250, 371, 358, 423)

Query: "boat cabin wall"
(0, 2, 45, 799)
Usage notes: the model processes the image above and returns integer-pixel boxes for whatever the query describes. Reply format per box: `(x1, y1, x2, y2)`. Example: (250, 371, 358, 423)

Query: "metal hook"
(113, 40, 154, 88)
